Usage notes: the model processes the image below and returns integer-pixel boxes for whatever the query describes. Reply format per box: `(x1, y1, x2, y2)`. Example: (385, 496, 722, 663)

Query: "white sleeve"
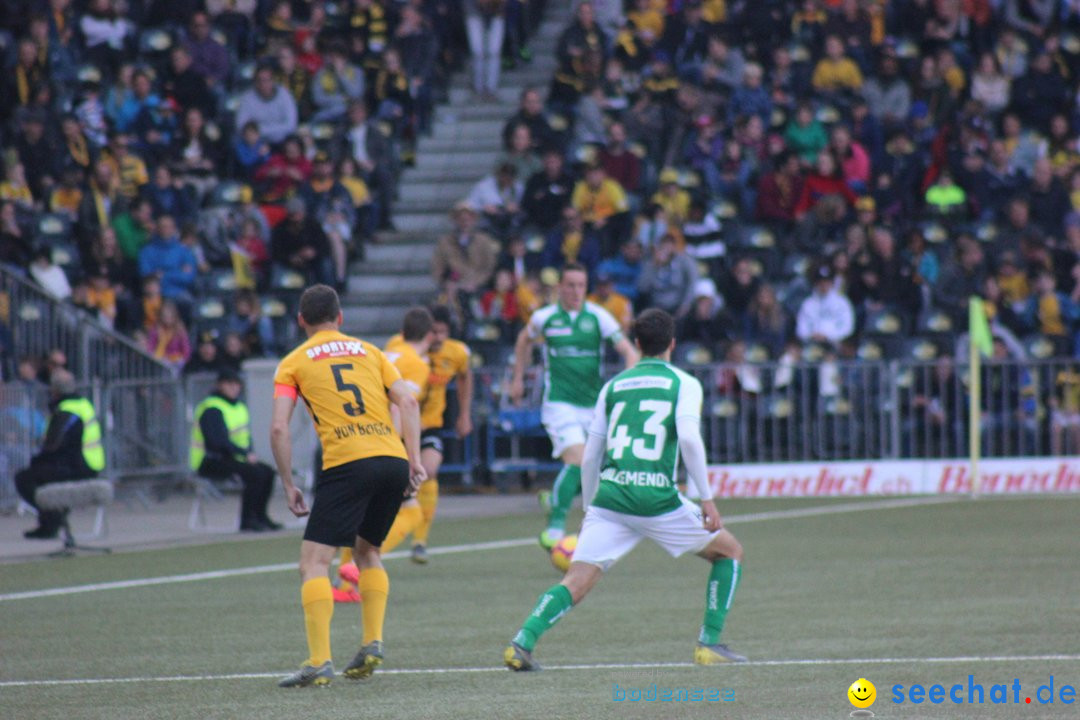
(581, 384, 610, 507)
(526, 305, 550, 339)
(674, 375, 711, 500)
(677, 417, 712, 501)
(592, 304, 624, 342)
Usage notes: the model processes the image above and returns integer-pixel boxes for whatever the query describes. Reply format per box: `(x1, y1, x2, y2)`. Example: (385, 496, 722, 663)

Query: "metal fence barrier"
(2, 266, 171, 383)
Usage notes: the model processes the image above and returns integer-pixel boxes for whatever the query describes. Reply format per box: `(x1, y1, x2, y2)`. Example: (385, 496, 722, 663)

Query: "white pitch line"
(0, 496, 954, 603)
(3, 654, 1079, 688)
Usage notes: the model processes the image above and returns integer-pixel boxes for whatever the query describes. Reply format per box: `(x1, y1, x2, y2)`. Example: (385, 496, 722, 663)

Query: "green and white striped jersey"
(527, 301, 623, 407)
(587, 359, 704, 516)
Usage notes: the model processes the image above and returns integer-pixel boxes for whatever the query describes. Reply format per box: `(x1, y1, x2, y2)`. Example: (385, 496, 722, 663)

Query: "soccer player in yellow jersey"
(380, 305, 473, 562)
(271, 285, 426, 688)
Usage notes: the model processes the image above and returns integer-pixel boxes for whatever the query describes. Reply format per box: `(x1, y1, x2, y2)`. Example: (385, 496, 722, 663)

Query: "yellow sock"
(357, 567, 390, 644)
(413, 479, 439, 545)
(301, 577, 334, 665)
(380, 503, 423, 553)
(338, 547, 357, 592)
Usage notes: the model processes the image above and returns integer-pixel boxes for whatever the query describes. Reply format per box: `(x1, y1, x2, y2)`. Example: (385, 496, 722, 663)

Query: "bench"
(35, 480, 114, 556)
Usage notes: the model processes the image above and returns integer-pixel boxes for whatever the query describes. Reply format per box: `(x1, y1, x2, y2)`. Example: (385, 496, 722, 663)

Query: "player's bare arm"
(270, 394, 308, 517)
(612, 336, 640, 369)
(389, 379, 426, 492)
(508, 324, 534, 403)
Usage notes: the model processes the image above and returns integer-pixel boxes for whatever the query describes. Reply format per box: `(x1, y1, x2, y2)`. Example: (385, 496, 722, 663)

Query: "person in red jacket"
(794, 149, 857, 219)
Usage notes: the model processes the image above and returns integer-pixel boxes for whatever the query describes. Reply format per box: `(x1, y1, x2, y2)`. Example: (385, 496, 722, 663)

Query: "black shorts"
(420, 430, 444, 455)
(303, 456, 409, 548)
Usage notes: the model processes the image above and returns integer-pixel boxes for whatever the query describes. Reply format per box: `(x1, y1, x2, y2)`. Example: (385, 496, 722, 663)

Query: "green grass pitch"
(2, 495, 1079, 719)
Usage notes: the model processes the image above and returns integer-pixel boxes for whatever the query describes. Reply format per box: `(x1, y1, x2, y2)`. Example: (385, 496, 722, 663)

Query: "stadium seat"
(35, 479, 114, 556)
(35, 213, 73, 244)
(903, 337, 941, 362)
(864, 306, 906, 337)
(205, 182, 251, 208)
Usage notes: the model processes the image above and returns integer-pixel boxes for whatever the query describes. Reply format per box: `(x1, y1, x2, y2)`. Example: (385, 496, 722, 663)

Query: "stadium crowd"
(435, 0, 1080, 379)
(0, 0, 546, 376)
(3, 0, 1080, 382)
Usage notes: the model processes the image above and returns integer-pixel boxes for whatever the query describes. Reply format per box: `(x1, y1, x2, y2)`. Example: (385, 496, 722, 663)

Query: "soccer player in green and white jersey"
(508, 263, 639, 549)
(504, 308, 746, 669)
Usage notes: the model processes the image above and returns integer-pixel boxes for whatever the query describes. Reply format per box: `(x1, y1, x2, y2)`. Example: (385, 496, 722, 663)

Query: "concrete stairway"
(341, 2, 571, 343)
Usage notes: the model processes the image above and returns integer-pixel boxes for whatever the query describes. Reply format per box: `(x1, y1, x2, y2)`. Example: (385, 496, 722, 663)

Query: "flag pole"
(969, 325, 981, 500)
(967, 297, 991, 500)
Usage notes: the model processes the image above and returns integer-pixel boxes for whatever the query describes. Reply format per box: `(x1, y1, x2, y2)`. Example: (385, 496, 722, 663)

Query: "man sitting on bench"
(16, 370, 104, 539)
(191, 369, 282, 532)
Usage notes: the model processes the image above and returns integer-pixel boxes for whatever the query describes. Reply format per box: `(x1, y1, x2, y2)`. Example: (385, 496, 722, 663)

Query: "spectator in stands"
(650, 168, 691, 227)
(542, 206, 602, 276)
(523, 147, 574, 231)
(183, 11, 230, 90)
(233, 121, 272, 181)
(341, 100, 395, 231)
(756, 150, 805, 229)
(468, 162, 524, 238)
(224, 290, 275, 357)
(256, 135, 311, 203)
(572, 162, 629, 246)
(784, 102, 829, 165)
(743, 283, 789, 358)
(112, 197, 154, 262)
(0, 202, 33, 270)
(311, 40, 365, 123)
(138, 215, 197, 310)
(728, 63, 771, 127)
(587, 271, 631, 331)
(500, 123, 542, 183)
(720, 256, 761, 325)
(465, 0, 507, 101)
(184, 331, 224, 376)
(145, 299, 192, 369)
(677, 277, 727, 351)
(597, 238, 643, 304)
(970, 52, 1011, 117)
(142, 165, 193, 224)
(638, 232, 698, 320)
(432, 201, 500, 304)
(1024, 268, 1080, 341)
(28, 247, 72, 301)
(794, 150, 858, 219)
(15, 369, 102, 539)
(862, 51, 911, 130)
(812, 34, 863, 95)
(101, 132, 148, 202)
(165, 45, 216, 120)
(171, 107, 223, 197)
(14, 112, 56, 202)
(80, 0, 132, 77)
(796, 265, 855, 346)
(271, 197, 336, 288)
(0, 162, 34, 210)
(503, 87, 553, 151)
(1028, 157, 1071, 236)
(235, 65, 299, 145)
(474, 268, 521, 338)
(597, 121, 642, 197)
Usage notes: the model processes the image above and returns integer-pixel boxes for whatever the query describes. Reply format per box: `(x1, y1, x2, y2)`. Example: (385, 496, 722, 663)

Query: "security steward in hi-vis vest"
(17, 369, 104, 540)
(191, 369, 282, 532)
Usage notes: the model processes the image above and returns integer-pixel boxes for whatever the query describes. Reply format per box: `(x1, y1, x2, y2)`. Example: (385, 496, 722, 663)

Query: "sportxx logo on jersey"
(306, 340, 367, 360)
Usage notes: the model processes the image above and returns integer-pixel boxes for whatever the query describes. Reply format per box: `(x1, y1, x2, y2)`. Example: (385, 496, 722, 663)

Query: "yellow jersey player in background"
(271, 285, 426, 688)
(339, 307, 436, 585)
(381, 304, 473, 563)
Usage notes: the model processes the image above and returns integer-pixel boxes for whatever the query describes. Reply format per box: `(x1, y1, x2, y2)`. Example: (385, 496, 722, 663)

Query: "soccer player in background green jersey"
(504, 308, 746, 669)
(509, 264, 639, 549)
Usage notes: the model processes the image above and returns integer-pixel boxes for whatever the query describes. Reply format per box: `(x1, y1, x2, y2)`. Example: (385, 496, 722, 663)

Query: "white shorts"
(572, 498, 720, 572)
(541, 402, 594, 459)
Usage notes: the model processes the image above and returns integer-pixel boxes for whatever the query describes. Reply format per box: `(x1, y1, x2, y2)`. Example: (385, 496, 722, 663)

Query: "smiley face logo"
(848, 678, 876, 708)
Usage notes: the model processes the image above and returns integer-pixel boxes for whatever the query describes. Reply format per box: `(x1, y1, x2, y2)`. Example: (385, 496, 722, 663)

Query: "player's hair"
(402, 306, 435, 341)
(429, 304, 454, 328)
(299, 284, 341, 326)
(559, 263, 588, 282)
(633, 309, 675, 357)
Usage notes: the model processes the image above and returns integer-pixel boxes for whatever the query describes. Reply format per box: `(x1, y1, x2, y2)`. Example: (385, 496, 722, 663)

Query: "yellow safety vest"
(190, 395, 251, 470)
(56, 397, 105, 472)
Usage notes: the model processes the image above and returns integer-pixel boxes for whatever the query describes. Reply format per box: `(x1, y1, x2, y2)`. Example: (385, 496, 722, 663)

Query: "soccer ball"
(550, 534, 577, 572)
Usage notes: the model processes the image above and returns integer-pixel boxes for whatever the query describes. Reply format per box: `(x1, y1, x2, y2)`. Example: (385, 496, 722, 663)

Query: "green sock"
(512, 584, 573, 651)
(699, 559, 741, 645)
(547, 465, 581, 530)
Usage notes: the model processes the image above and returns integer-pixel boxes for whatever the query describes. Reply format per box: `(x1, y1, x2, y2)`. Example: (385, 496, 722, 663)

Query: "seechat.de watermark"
(891, 675, 1076, 706)
(612, 682, 735, 703)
